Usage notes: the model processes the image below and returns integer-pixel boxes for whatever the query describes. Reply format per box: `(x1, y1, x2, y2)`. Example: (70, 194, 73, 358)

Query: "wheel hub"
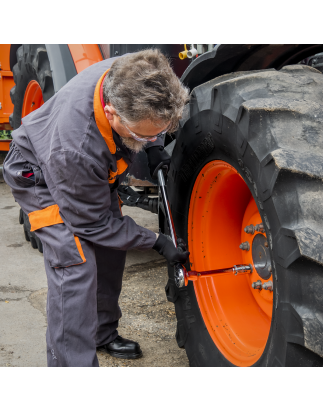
(252, 234, 272, 280)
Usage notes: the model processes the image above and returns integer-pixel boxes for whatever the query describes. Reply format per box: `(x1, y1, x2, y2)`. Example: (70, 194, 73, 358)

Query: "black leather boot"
(97, 335, 143, 359)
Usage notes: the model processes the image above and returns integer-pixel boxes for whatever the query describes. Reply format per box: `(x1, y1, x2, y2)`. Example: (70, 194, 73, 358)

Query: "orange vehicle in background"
(0, 45, 112, 150)
(0, 45, 14, 150)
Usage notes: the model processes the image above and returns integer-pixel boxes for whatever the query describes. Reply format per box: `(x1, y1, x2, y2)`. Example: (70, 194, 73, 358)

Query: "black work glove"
(145, 146, 171, 179)
(153, 233, 190, 266)
(176, 238, 188, 253)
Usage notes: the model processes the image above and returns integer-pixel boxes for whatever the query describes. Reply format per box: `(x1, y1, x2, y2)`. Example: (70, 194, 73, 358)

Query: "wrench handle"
(158, 169, 187, 288)
(157, 169, 177, 247)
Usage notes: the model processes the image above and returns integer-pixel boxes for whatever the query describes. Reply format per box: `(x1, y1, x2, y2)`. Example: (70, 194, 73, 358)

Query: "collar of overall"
(93, 69, 128, 184)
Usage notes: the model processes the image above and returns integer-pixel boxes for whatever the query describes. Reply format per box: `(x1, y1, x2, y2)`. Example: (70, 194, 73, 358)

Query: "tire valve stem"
(255, 223, 265, 233)
(244, 224, 255, 234)
(239, 241, 250, 251)
(252, 280, 262, 290)
(262, 281, 273, 291)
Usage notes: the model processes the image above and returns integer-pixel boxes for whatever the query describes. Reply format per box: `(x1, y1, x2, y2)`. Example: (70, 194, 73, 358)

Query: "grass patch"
(0, 130, 12, 140)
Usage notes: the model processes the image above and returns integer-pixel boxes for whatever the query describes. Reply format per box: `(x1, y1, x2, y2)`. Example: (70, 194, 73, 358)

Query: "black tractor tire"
(166, 65, 323, 366)
(10, 44, 54, 129)
(11, 44, 54, 253)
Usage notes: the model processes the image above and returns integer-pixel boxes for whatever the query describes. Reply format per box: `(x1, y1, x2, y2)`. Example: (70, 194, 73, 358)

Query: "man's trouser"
(4, 143, 126, 367)
(45, 241, 126, 367)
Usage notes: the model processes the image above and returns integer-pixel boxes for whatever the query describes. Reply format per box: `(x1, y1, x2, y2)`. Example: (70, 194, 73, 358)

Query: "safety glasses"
(123, 123, 169, 143)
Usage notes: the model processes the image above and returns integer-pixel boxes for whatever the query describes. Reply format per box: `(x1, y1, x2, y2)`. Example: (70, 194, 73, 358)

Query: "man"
(3, 49, 190, 367)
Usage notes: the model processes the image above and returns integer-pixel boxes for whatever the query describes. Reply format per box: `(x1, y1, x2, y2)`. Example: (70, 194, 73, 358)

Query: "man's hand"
(145, 146, 171, 179)
(152, 233, 189, 266)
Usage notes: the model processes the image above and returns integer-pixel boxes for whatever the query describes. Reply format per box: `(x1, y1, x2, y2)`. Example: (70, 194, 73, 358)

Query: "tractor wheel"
(165, 65, 323, 366)
(10, 44, 53, 129)
(10, 44, 54, 253)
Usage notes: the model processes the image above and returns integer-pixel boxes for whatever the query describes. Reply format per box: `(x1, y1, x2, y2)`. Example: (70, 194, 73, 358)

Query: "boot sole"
(97, 346, 143, 359)
(105, 350, 143, 359)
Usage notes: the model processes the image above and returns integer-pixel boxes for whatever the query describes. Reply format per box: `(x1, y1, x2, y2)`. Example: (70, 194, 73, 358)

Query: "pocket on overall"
(3, 144, 36, 188)
(28, 205, 86, 268)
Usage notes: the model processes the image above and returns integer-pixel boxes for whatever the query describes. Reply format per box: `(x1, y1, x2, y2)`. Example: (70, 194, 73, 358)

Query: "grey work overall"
(3, 58, 159, 366)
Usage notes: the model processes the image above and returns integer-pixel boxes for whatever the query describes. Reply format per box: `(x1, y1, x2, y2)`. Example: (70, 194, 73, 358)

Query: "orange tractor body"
(0, 44, 104, 151)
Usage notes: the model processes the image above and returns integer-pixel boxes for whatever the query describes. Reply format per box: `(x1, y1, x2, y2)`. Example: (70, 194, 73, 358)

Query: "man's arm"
(44, 149, 156, 251)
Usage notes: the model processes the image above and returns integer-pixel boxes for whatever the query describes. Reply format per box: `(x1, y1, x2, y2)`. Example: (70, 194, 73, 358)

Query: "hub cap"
(252, 234, 271, 280)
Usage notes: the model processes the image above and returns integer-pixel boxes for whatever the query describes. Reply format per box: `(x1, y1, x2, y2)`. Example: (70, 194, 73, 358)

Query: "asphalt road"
(0, 168, 188, 367)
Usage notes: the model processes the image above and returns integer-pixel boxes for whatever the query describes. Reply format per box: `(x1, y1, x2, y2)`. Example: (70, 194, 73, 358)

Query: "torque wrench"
(157, 169, 252, 288)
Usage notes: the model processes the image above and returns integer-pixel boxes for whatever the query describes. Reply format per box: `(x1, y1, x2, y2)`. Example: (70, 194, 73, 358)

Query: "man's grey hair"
(103, 49, 189, 133)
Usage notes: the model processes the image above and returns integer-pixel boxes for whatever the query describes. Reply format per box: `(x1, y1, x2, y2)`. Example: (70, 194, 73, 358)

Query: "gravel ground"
(98, 261, 189, 367)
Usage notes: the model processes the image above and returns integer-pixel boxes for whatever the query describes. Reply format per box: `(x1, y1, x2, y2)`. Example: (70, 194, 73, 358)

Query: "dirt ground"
(0, 166, 188, 367)
(98, 262, 188, 367)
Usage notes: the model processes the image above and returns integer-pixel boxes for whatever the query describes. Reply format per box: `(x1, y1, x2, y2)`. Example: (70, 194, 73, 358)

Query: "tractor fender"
(45, 45, 77, 92)
(181, 44, 323, 91)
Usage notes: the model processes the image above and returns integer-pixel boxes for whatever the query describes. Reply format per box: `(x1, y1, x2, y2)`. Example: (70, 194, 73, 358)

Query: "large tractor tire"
(166, 65, 323, 366)
(10, 44, 54, 129)
(10, 44, 54, 253)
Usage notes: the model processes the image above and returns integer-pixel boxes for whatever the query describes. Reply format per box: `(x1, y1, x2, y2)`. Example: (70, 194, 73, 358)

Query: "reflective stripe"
(28, 204, 63, 232)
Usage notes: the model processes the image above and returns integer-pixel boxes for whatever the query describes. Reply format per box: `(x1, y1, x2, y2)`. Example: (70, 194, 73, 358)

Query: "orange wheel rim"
(22, 80, 44, 119)
(188, 160, 273, 367)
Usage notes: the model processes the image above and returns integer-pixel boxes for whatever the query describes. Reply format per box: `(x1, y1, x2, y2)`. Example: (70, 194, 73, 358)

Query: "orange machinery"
(0, 44, 104, 151)
(0, 44, 14, 150)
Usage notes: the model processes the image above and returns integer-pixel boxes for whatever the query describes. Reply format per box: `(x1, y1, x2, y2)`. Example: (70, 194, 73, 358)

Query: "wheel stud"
(252, 280, 262, 290)
(239, 241, 250, 251)
(264, 241, 268, 247)
(262, 281, 273, 291)
(244, 224, 255, 234)
(268, 265, 272, 273)
(255, 223, 265, 233)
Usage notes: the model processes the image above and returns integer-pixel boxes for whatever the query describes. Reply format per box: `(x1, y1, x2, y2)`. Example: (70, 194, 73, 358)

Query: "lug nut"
(244, 224, 255, 234)
(239, 241, 250, 251)
(252, 280, 262, 290)
(255, 223, 265, 233)
(264, 241, 268, 248)
(262, 281, 273, 291)
(268, 265, 272, 273)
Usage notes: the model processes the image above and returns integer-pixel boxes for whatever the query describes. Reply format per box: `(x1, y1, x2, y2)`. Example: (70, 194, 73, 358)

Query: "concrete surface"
(0, 168, 188, 367)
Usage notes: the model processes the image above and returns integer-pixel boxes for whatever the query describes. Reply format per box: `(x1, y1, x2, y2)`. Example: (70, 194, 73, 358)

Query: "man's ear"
(104, 103, 115, 121)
